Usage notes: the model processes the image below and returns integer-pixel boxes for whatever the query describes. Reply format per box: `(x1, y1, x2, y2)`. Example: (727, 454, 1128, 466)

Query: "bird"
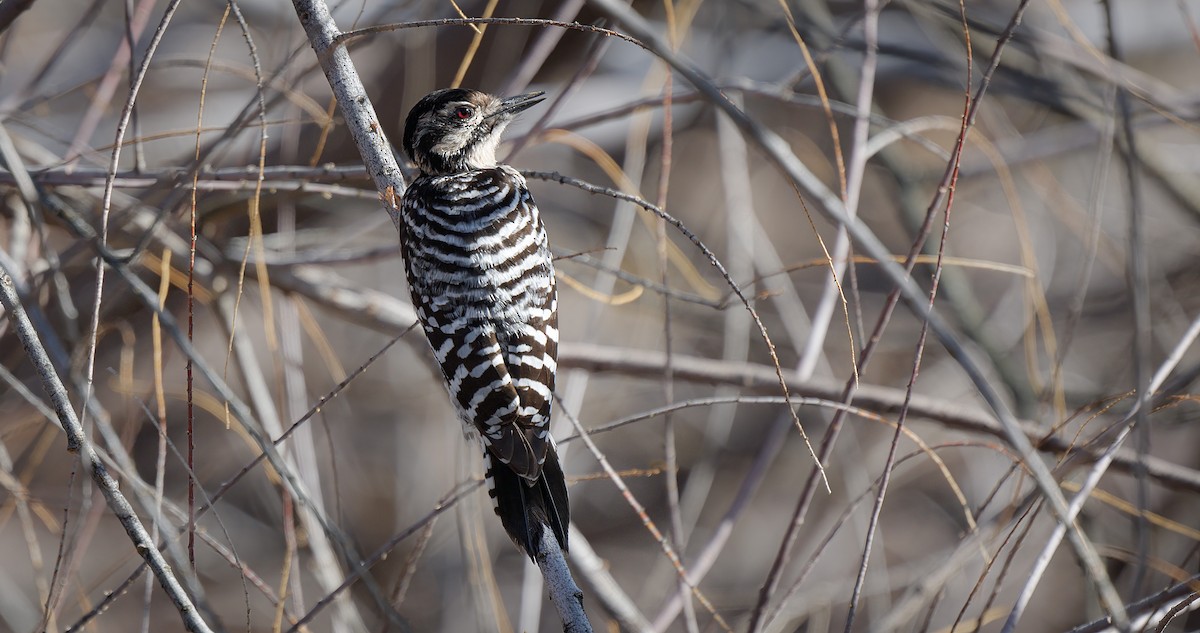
(399, 88, 568, 560)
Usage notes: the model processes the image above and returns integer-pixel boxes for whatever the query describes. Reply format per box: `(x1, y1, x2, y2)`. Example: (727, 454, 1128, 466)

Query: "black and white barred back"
(399, 88, 568, 558)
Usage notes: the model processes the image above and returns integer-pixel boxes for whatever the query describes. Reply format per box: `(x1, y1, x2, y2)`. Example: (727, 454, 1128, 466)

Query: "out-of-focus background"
(1, 1, 1199, 631)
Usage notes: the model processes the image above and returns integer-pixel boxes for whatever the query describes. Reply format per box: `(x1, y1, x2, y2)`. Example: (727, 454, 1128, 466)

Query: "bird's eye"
(453, 106, 474, 120)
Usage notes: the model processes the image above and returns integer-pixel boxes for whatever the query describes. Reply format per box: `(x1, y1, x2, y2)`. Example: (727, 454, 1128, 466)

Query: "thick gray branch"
(290, 0, 405, 227)
(538, 529, 593, 633)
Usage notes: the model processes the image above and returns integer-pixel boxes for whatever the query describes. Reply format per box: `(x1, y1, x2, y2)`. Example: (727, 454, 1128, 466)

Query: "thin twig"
(844, 0, 944, 627)
(1002, 310, 1200, 632)
(62, 326, 414, 633)
(498, 0, 586, 95)
(188, 0, 228, 577)
(48, 195, 371, 612)
(62, 0, 156, 166)
(1067, 572, 1200, 633)
(332, 17, 648, 55)
(1106, 0, 1153, 598)
(284, 481, 484, 633)
(1000, 2, 1157, 630)
(83, 0, 182, 538)
(555, 396, 729, 632)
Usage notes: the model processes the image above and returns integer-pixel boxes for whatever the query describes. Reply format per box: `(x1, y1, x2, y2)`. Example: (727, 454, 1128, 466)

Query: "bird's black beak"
(490, 91, 545, 118)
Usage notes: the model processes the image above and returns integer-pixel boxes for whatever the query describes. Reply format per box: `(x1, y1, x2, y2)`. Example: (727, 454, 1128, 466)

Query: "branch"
(0, 271, 214, 633)
(289, 0, 405, 227)
(537, 528, 592, 633)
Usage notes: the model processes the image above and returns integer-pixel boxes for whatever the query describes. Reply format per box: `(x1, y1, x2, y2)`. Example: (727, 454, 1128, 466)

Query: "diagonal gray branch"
(290, 0, 405, 227)
(0, 271, 215, 633)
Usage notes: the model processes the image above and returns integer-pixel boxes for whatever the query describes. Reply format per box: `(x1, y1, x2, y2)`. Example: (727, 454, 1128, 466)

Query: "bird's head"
(402, 88, 544, 176)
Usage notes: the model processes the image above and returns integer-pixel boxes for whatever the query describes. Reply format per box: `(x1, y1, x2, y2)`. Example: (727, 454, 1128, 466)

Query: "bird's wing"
(496, 291, 558, 465)
(421, 314, 550, 481)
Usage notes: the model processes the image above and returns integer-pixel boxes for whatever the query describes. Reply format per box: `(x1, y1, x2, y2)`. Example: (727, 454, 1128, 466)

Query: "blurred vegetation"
(0, 0, 1199, 632)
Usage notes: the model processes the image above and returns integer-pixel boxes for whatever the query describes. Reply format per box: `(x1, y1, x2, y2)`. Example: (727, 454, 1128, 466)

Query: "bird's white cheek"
(465, 137, 499, 169)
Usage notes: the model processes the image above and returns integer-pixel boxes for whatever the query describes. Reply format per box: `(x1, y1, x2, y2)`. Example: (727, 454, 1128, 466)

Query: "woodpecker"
(399, 88, 568, 559)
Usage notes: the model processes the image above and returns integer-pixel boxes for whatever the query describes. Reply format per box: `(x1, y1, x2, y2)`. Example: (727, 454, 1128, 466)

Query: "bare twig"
(793, 0, 879, 381)
(498, 0, 586, 95)
(826, 3, 885, 627)
(1067, 572, 1200, 633)
(1000, 3, 1160, 630)
(1106, 0, 1152, 598)
(62, 0, 156, 166)
(527, 170, 828, 488)
(47, 191, 373, 614)
(62, 326, 414, 633)
(84, 0, 183, 508)
(1002, 310, 1200, 632)
(555, 397, 725, 632)
(333, 17, 647, 55)
(284, 481, 483, 633)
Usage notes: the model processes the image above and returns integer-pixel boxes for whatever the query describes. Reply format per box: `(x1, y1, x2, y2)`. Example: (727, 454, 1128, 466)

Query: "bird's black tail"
(484, 447, 570, 560)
